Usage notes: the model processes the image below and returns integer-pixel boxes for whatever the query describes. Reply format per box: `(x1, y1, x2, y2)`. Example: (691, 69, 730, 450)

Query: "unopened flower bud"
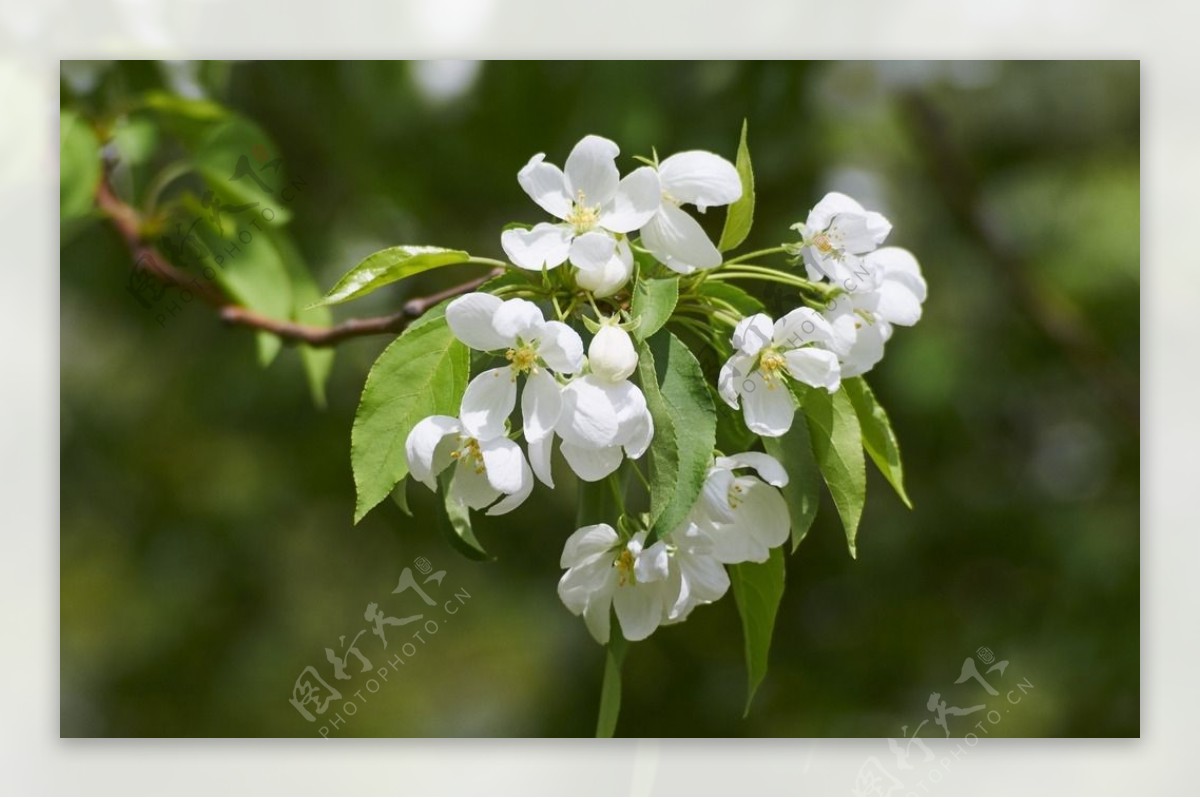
(588, 323, 638, 383)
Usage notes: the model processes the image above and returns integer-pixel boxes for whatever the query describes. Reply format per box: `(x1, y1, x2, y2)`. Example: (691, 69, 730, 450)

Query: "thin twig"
(95, 169, 501, 348)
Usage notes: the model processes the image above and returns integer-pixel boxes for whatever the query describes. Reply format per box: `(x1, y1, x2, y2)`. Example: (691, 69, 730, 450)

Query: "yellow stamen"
(505, 344, 538, 374)
(615, 548, 636, 586)
(565, 190, 601, 234)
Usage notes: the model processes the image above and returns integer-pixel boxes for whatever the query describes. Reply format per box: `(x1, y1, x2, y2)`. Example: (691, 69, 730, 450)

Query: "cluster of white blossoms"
(719, 192, 928, 437)
(405, 293, 653, 515)
(396, 133, 928, 649)
(559, 453, 790, 643)
(501, 134, 743, 294)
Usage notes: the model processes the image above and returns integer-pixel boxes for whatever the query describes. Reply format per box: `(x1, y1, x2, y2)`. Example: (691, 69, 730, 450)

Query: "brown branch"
(95, 171, 500, 347)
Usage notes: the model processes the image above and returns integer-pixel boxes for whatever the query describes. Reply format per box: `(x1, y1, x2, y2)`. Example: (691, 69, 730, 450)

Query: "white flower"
(640, 150, 742, 274)
(793, 192, 892, 288)
(588, 322, 638, 383)
(558, 525, 671, 643)
(544, 375, 654, 483)
(404, 414, 533, 516)
(446, 294, 582, 477)
(574, 237, 634, 297)
(691, 452, 791, 564)
(718, 309, 842, 437)
(658, 521, 731, 624)
(820, 247, 927, 378)
(500, 135, 660, 280)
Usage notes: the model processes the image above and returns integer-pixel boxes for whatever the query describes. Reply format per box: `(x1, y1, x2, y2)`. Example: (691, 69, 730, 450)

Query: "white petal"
(862, 248, 926, 326)
(574, 238, 634, 297)
(581, 576, 616, 644)
(560, 523, 619, 568)
(485, 450, 533, 516)
(560, 441, 623, 482)
(404, 415, 461, 490)
(602, 166, 661, 233)
(607, 380, 651, 446)
(670, 550, 730, 619)
(613, 582, 665, 641)
(732, 313, 774, 356)
(501, 223, 572, 270)
(640, 203, 723, 274)
(568, 230, 617, 272)
(459, 367, 517, 440)
(635, 540, 671, 583)
(806, 191, 867, 232)
(446, 293, 509, 351)
(527, 432, 555, 488)
(536, 321, 584, 374)
(657, 150, 741, 211)
(784, 347, 841, 393)
(517, 153, 571, 220)
(739, 371, 796, 437)
(522, 369, 562, 443)
(493, 297, 546, 342)
(557, 376, 620, 448)
(718, 352, 755, 409)
(451, 460, 501, 510)
(563, 134, 620, 207)
(840, 319, 891, 378)
(479, 435, 528, 495)
(698, 466, 737, 524)
(731, 480, 791, 557)
(716, 452, 789, 488)
(774, 307, 834, 349)
(623, 407, 654, 461)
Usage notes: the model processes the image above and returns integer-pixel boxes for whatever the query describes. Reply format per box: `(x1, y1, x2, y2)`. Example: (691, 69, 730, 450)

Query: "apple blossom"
(640, 150, 742, 274)
(404, 414, 533, 516)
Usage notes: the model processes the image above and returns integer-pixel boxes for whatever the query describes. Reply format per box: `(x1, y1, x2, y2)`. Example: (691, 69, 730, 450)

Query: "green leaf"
(843, 377, 913, 509)
(316, 246, 471, 307)
(729, 548, 785, 715)
(717, 120, 755, 252)
(595, 629, 628, 738)
(631, 276, 679, 342)
(193, 117, 292, 226)
(351, 310, 470, 522)
(764, 419, 822, 552)
(712, 385, 758, 456)
(141, 90, 230, 122)
(796, 385, 866, 558)
(436, 471, 492, 561)
(270, 231, 334, 407)
(390, 479, 412, 517)
(636, 331, 717, 541)
(698, 280, 764, 317)
(60, 110, 101, 224)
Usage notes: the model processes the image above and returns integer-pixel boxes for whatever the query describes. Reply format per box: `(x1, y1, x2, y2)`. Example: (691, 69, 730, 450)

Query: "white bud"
(575, 254, 634, 298)
(588, 323, 638, 383)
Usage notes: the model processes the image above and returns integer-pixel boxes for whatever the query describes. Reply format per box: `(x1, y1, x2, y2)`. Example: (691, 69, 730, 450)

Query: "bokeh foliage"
(60, 61, 1138, 737)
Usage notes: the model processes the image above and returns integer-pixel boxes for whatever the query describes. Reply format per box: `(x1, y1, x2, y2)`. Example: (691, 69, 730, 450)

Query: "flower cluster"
(559, 452, 790, 643)
(393, 132, 927, 653)
(719, 192, 928, 437)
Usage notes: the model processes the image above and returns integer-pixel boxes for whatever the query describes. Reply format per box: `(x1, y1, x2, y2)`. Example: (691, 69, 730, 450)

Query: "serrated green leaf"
(595, 629, 627, 738)
(636, 331, 716, 541)
(436, 471, 491, 561)
(60, 110, 101, 224)
(351, 310, 470, 522)
(270, 231, 334, 407)
(764, 419, 822, 552)
(843, 377, 912, 509)
(796, 384, 866, 558)
(730, 547, 785, 715)
(718, 120, 755, 252)
(316, 246, 471, 307)
(631, 276, 679, 341)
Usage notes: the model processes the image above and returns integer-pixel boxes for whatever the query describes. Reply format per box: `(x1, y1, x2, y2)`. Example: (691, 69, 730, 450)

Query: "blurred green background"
(59, 61, 1139, 737)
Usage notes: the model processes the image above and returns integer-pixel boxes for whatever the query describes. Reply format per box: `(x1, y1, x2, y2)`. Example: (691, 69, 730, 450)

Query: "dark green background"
(60, 61, 1139, 737)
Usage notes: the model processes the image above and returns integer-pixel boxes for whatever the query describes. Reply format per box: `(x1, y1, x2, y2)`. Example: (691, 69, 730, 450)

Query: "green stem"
(465, 256, 509, 269)
(724, 246, 789, 265)
(595, 631, 628, 737)
(708, 271, 812, 291)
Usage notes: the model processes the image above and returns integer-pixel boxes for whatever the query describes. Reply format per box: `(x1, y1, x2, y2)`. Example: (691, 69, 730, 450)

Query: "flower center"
(449, 435, 486, 475)
(808, 229, 843, 260)
(758, 348, 787, 386)
(615, 548, 636, 586)
(565, 190, 601, 234)
(506, 343, 538, 374)
(728, 480, 746, 509)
